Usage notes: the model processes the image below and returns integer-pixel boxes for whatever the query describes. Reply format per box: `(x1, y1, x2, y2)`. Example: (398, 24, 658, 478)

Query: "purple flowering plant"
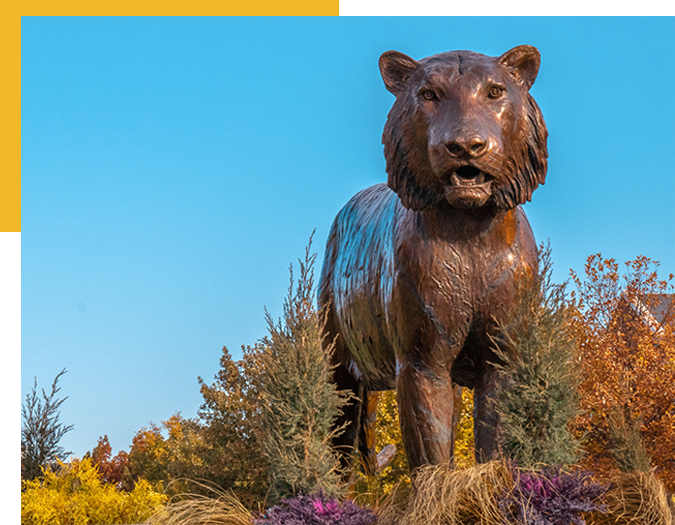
(253, 490, 377, 525)
(499, 466, 609, 525)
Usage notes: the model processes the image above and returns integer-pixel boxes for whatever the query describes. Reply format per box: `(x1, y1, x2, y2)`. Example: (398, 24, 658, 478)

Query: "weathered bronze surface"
(319, 45, 548, 472)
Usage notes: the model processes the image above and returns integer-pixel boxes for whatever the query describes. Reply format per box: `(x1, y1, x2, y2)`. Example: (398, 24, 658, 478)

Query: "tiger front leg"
(473, 362, 501, 463)
(395, 357, 460, 470)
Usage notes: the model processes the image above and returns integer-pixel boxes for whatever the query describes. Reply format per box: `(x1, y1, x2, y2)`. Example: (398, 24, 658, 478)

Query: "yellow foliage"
(373, 390, 410, 492)
(356, 388, 477, 501)
(354, 387, 477, 507)
(454, 388, 476, 469)
(21, 457, 167, 525)
(353, 391, 409, 505)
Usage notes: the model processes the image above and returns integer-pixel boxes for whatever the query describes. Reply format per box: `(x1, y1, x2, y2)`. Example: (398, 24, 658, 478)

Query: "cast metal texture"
(319, 45, 548, 471)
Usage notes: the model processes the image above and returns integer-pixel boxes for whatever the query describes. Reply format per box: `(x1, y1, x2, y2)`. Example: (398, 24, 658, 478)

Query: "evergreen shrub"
(258, 238, 349, 500)
(492, 244, 580, 468)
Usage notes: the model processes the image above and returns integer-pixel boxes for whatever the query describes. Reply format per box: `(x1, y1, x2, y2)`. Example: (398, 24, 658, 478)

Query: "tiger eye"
(488, 85, 504, 99)
(421, 90, 437, 101)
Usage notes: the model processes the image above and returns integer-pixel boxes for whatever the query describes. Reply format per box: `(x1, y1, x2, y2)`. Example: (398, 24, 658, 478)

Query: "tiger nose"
(445, 136, 488, 158)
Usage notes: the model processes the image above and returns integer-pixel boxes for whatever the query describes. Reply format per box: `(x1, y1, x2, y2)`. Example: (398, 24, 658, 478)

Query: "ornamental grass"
(377, 460, 513, 525)
(144, 465, 675, 525)
(586, 470, 675, 525)
(377, 461, 615, 525)
(145, 482, 252, 525)
(146, 485, 377, 525)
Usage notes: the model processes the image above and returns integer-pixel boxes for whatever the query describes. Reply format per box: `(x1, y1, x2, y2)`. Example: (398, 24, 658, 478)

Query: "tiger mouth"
(450, 165, 493, 187)
(444, 166, 494, 208)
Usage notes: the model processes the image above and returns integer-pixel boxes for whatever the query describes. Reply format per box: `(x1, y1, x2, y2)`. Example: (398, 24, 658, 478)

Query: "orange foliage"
(570, 254, 675, 491)
(89, 435, 130, 486)
(128, 422, 169, 487)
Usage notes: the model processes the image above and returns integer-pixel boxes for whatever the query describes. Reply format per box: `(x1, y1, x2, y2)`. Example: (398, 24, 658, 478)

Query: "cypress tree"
(259, 238, 348, 500)
(492, 244, 580, 468)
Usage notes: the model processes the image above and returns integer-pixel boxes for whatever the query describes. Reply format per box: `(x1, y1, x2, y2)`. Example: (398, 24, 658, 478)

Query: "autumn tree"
(570, 254, 675, 491)
(191, 345, 269, 506)
(120, 347, 269, 505)
(128, 422, 169, 487)
(86, 435, 131, 487)
(123, 415, 198, 495)
(158, 414, 204, 489)
(21, 369, 74, 480)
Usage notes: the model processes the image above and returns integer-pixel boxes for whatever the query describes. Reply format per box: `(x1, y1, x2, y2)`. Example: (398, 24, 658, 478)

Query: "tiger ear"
(499, 45, 541, 91)
(379, 51, 420, 96)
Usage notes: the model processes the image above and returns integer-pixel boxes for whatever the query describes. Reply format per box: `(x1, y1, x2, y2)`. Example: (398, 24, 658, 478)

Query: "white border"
(2, 232, 21, 523)
(338, 1, 675, 16)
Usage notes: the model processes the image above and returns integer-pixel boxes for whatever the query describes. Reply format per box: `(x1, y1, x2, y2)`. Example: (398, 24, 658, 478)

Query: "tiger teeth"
(451, 172, 486, 187)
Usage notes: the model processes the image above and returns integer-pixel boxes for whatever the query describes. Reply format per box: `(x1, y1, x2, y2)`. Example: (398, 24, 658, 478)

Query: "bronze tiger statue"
(319, 45, 548, 472)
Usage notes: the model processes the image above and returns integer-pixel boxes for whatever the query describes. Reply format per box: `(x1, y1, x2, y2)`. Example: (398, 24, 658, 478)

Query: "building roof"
(631, 293, 674, 333)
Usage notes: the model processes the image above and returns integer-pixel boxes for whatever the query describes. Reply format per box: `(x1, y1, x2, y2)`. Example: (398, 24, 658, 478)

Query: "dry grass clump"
(145, 482, 253, 525)
(377, 460, 513, 525)
(587, 471, 674, 525)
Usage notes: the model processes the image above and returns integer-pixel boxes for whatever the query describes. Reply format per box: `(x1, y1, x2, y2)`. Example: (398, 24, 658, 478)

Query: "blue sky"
(22, 16, 675, 457)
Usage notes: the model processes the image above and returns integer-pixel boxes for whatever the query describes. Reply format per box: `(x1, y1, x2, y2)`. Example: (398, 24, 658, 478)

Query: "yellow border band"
(4, 4, 338, 233)
(2, 13, 21, 232)
(18, 2, 338, 16)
